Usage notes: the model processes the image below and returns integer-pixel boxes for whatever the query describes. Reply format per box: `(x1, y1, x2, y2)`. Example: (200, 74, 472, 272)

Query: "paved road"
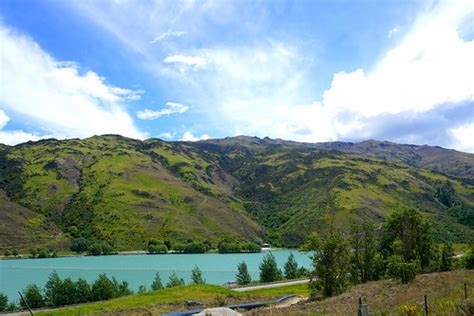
(232, 278, 310, 292)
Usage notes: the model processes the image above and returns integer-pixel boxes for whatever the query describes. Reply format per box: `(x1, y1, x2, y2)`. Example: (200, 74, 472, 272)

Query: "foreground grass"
(248, 269, 474, 315)
(36, 283, 307, 315)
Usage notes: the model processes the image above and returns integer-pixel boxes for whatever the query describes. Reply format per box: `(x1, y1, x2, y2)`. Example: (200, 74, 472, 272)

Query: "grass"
(36, 283, 307, 316)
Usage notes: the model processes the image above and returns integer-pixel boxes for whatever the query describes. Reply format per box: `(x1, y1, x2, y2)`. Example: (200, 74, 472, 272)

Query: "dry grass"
(246, 269, 474, 315)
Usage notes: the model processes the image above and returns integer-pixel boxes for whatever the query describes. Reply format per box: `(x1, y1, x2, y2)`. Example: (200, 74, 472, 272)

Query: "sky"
(0, 0, 473, 151)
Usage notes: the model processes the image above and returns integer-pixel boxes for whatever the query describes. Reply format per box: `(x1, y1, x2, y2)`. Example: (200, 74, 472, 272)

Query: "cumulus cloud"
(158, 132, 176, 140)
(181, 132, 210, 142)
(0, 24, 145, 144)
(136, 102, 189, 120)
(0, 110, 9, 129)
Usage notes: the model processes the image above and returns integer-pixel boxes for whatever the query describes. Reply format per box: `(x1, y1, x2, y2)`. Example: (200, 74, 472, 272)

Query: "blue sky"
(0, 0, 473, 152)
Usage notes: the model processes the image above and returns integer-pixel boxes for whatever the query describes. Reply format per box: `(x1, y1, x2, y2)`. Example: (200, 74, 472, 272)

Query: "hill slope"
(1, 135, 474, 250)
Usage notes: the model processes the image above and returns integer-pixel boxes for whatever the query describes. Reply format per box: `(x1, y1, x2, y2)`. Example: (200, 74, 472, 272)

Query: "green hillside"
(1, 135, 474, 250)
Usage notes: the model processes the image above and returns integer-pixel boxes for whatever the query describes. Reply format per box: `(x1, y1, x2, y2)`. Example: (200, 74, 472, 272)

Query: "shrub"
(0, 293, 8, 312)
(440, 242, 455, 271)
(235, 261, 252, 285)
(191, 266, 205, 285)
(21, 284, 44, 309)
(151, 272, 164, 290)
(166, 272, 185, 288)
(173, 242, 207, 253)
(259, 252, 282, 283)
(386, 255, 418, 284)
(464, 245, 474, 269)
(71, 237, 91, 253)
(148, 244, 168, 254)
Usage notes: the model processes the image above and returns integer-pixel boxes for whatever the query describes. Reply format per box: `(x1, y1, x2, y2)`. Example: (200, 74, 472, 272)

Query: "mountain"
(1, 135, 474, 251)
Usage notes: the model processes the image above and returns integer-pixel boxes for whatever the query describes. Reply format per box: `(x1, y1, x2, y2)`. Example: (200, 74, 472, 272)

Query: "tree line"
(304, 208, 474, 299)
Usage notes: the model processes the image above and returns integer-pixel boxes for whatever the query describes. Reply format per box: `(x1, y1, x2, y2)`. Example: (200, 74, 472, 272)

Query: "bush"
(4, 250, 11, 257)
(173, 242, 207, 253)
(191, 266, 205, 285)
(259, 252, 282, 283)
(464, 245, 474, 269)
(71, 237, 91, 253)
(440, 243, 455, 271)
(166, 272, 185, 288)
(88, 241, 116, 256)
(151, 272, 164, 290)
(218, 242, 261, 253)
(147, 244, 168, 254)
(21, 284, 44, 309)
(235, 261, 252, 285)
(0, 293, 8, 312)
(386, 255, 418, 284)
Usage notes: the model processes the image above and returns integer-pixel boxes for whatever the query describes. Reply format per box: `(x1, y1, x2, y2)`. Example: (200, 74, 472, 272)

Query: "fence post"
(424, 294, 428, 315)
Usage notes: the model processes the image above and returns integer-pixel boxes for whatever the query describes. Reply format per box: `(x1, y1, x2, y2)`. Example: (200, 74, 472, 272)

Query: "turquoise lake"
(0, 250, 312, 302)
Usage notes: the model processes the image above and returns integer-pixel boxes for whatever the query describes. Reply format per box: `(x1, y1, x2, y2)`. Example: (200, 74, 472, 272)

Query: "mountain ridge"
(1, 135, 474, 250)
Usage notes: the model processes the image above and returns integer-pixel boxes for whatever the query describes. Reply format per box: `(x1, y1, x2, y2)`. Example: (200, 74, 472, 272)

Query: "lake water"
(0, 250, 312, 302)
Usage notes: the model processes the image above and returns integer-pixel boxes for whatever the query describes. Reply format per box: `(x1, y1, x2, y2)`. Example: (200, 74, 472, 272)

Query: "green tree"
(191, 266, 205, 285)
(464, 244, 474, 269)
(138, 285, 147, 293)
(235, 261, 252, 285)
(71, 237, 91, 253)
(0, 293, 8, 312)
(440, 243, 455, 271)
(21, 284, 44, 309)
(386, 255, 418, 284)
(349, 221, 381, 283)
(91, 274, 116, 301)
(151, 272, 164, 290)
(44, 271, 64, 307)
(166, 272, 185, 288)
(259, 252, 282, 283)
(61, 277, 77, 305)
(380, 208, 433, 270)
(88, 243, 103, 256)
(305, 226, 351, 298)
(284, 253, 299, 279)
(75, 278, 92, 303)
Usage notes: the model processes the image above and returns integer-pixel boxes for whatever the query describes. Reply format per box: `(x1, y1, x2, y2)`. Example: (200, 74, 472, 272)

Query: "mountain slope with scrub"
(1, 135, 474, 250)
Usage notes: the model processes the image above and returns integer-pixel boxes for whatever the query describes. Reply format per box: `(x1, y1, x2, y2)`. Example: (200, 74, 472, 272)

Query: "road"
(232, 278, 310, 292)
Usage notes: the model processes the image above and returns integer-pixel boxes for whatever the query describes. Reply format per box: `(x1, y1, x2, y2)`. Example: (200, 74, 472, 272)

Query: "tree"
(21, 284, 44, 309)
(138, 285, 147, 293)
(259, 252, 282, 283)
(464, 244, 474, 269)
(151, 272, 164, 290)
(61, 277, 77, 305)
(440, 243, 455, 271)
(191, 266, 205, 285)
(88, 243, 103, 256)
(235, 261, 252, 285)
(75, 278, 92, 303)
(349, 221, 381, 283)
(92, 274, 116, 301)
(284, 253, 299, 279)
(0, 293, 8, 312)
(380, 208, 433, 270)
(386, 255, 418, 284)
(166, 272, 185, 288)
(305, 226, 351, 298)
(71, 237, 91, 253)
(44, 271, 64, 307)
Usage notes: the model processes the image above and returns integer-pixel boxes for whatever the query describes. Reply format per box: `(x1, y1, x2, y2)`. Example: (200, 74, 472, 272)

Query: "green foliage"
(380, 208, 434, 270)
(235, 261, 252, 285)
(75, 278, 92, 303)
(0, 293, 8, 312)
(21, 284, 44, 309)
(88, 241, 116, 256)
(440, 243, 455, 271)
(70, 237, 91, 253)
(92, 274, 117, 301)
(218, 242, 261, 253)
(173, 242, 208, 253)
(44, 271, 64, 307)
(386, 255, 418, 284)
(166, 272, 185, 288)
(151, 273, 164, 291)
(259, 252, 282, 283)
(349, 221, 382, 283)
(138, 285, 147, 293)
(191, 266, 205, 285)
(305, 226, 351, 298)
(464, 244, 474, 269)
(284, 253, 299, 279)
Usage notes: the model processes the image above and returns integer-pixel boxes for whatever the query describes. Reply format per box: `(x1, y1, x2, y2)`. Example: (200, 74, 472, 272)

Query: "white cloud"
(0, 110, 9, 129)
(158, 132, 176, 140)
(163, 55, 207, 71)
(0, 24, 145, 144)
(451, 122, 474, 152)
(136, 102, 189, 120)
(181, 131, 210, 142)
(150, 30, 186, 44)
